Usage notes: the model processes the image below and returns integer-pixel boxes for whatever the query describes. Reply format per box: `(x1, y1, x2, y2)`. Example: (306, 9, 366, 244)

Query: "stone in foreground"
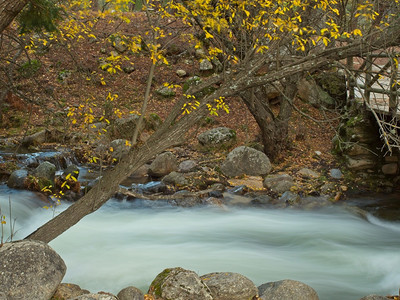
(148, 267, 212, 300)
(200, 272, 258, 300)
(0, 240, 66, 300)
(258, 279, 319, 300)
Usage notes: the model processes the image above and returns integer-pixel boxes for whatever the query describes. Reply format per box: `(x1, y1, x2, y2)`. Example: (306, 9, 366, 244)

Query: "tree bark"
(0, 0, 29, 34)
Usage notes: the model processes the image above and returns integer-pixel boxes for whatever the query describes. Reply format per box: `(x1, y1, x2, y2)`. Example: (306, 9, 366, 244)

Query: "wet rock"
(148, 152, 178, 177)
(330, 168, 343, 179)
(301, 195, 332, 209)
(250, 194, 274, 206)
(0, 240, 66, 300)
(117, 286, 144, 300)
(162, 171, 188, 186)
(221, 146, 272, 177)
(148, 267, 213, 300)
(179, 160, 197, 173)
(228, 185, 248, 195)
(198, 127, 236, 147)
(258, 279, 319, 300)
(34, 161, 56, 182)
(263, 174, 295, 194)
(52, 283, 90, 299)
(200, 272, 258, 300)
(279, 191, 300, 205)
(208, 190, 223, 198)
(62, 164, 80, 180)
(134, 181, 167, 194)
(298, 168, 320, 179)
(7, 169, 28, 189)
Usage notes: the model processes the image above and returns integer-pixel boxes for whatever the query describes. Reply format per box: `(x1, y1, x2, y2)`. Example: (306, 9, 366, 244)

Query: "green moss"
(18, 59, 41, 78)
(149, 268, 173, 297)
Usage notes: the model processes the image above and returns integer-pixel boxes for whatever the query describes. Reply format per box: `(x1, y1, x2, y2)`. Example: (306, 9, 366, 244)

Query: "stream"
(0, 184, 399, 300)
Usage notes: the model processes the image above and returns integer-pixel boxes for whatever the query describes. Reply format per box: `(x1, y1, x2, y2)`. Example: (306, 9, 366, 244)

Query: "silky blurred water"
(1, 188, 400, 300)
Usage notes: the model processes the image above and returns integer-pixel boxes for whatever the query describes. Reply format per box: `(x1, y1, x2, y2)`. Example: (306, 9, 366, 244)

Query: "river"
(0, 185, 399, 300)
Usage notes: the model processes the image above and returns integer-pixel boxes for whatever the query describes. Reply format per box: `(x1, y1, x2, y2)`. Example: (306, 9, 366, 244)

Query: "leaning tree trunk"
(0, 0, 29, 34)
(240, 77, 298, 160)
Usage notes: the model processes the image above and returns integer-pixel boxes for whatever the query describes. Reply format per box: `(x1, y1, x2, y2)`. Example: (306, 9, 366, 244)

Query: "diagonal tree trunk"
(0, 0, 29, 34)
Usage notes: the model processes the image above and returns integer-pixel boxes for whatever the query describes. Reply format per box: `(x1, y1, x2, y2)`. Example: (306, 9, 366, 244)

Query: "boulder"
(110, 139, 131, 159)
(199, 59, 213, 71)
(162, 171, 188, 186)
(176, 69, 187, 77)
(117, 286, 144, 300)
(200, 272, 258, 300)
(51, 283, 90, 299)
(179, 160, 197, 173)
(34, 161, 56, 182)
(148, 267, 213, 300)
(134, 181, 167, 194)
(258, 279, 319, 300)
(21, 129, 49, 147)
(297, 77, 335, 108)
(263, 174, 295, 194)
(148, 152, 178, 177)
(198, 127, 236, 147)
(221, 146, 272, 177)
(112, 115, 143, 140)
(7, 169, 28, 189)
(0, 240, 66, 300)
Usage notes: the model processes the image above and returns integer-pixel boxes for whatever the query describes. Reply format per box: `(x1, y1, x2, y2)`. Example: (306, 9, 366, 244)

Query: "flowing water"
(1, 186, 400, 300)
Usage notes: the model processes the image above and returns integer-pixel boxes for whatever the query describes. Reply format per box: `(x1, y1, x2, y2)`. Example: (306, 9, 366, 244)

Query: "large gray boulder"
(258, 279, 319, 300)
(148, 152, 178, 177)
(7, 169, 28, 189)
(0, 240, 66, 300)
(200, 272, 258, 300)
(221, 146, 272, 177)
(198, 127, 236, 147)
(148, 267, 213, 300)
(34, 161, 56, 182)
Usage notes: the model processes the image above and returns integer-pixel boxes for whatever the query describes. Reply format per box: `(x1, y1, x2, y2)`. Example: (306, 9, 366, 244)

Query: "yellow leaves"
(352, 29, 363, 37)
(207, 97, 229, 116)
(181, 94, 200, 115)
